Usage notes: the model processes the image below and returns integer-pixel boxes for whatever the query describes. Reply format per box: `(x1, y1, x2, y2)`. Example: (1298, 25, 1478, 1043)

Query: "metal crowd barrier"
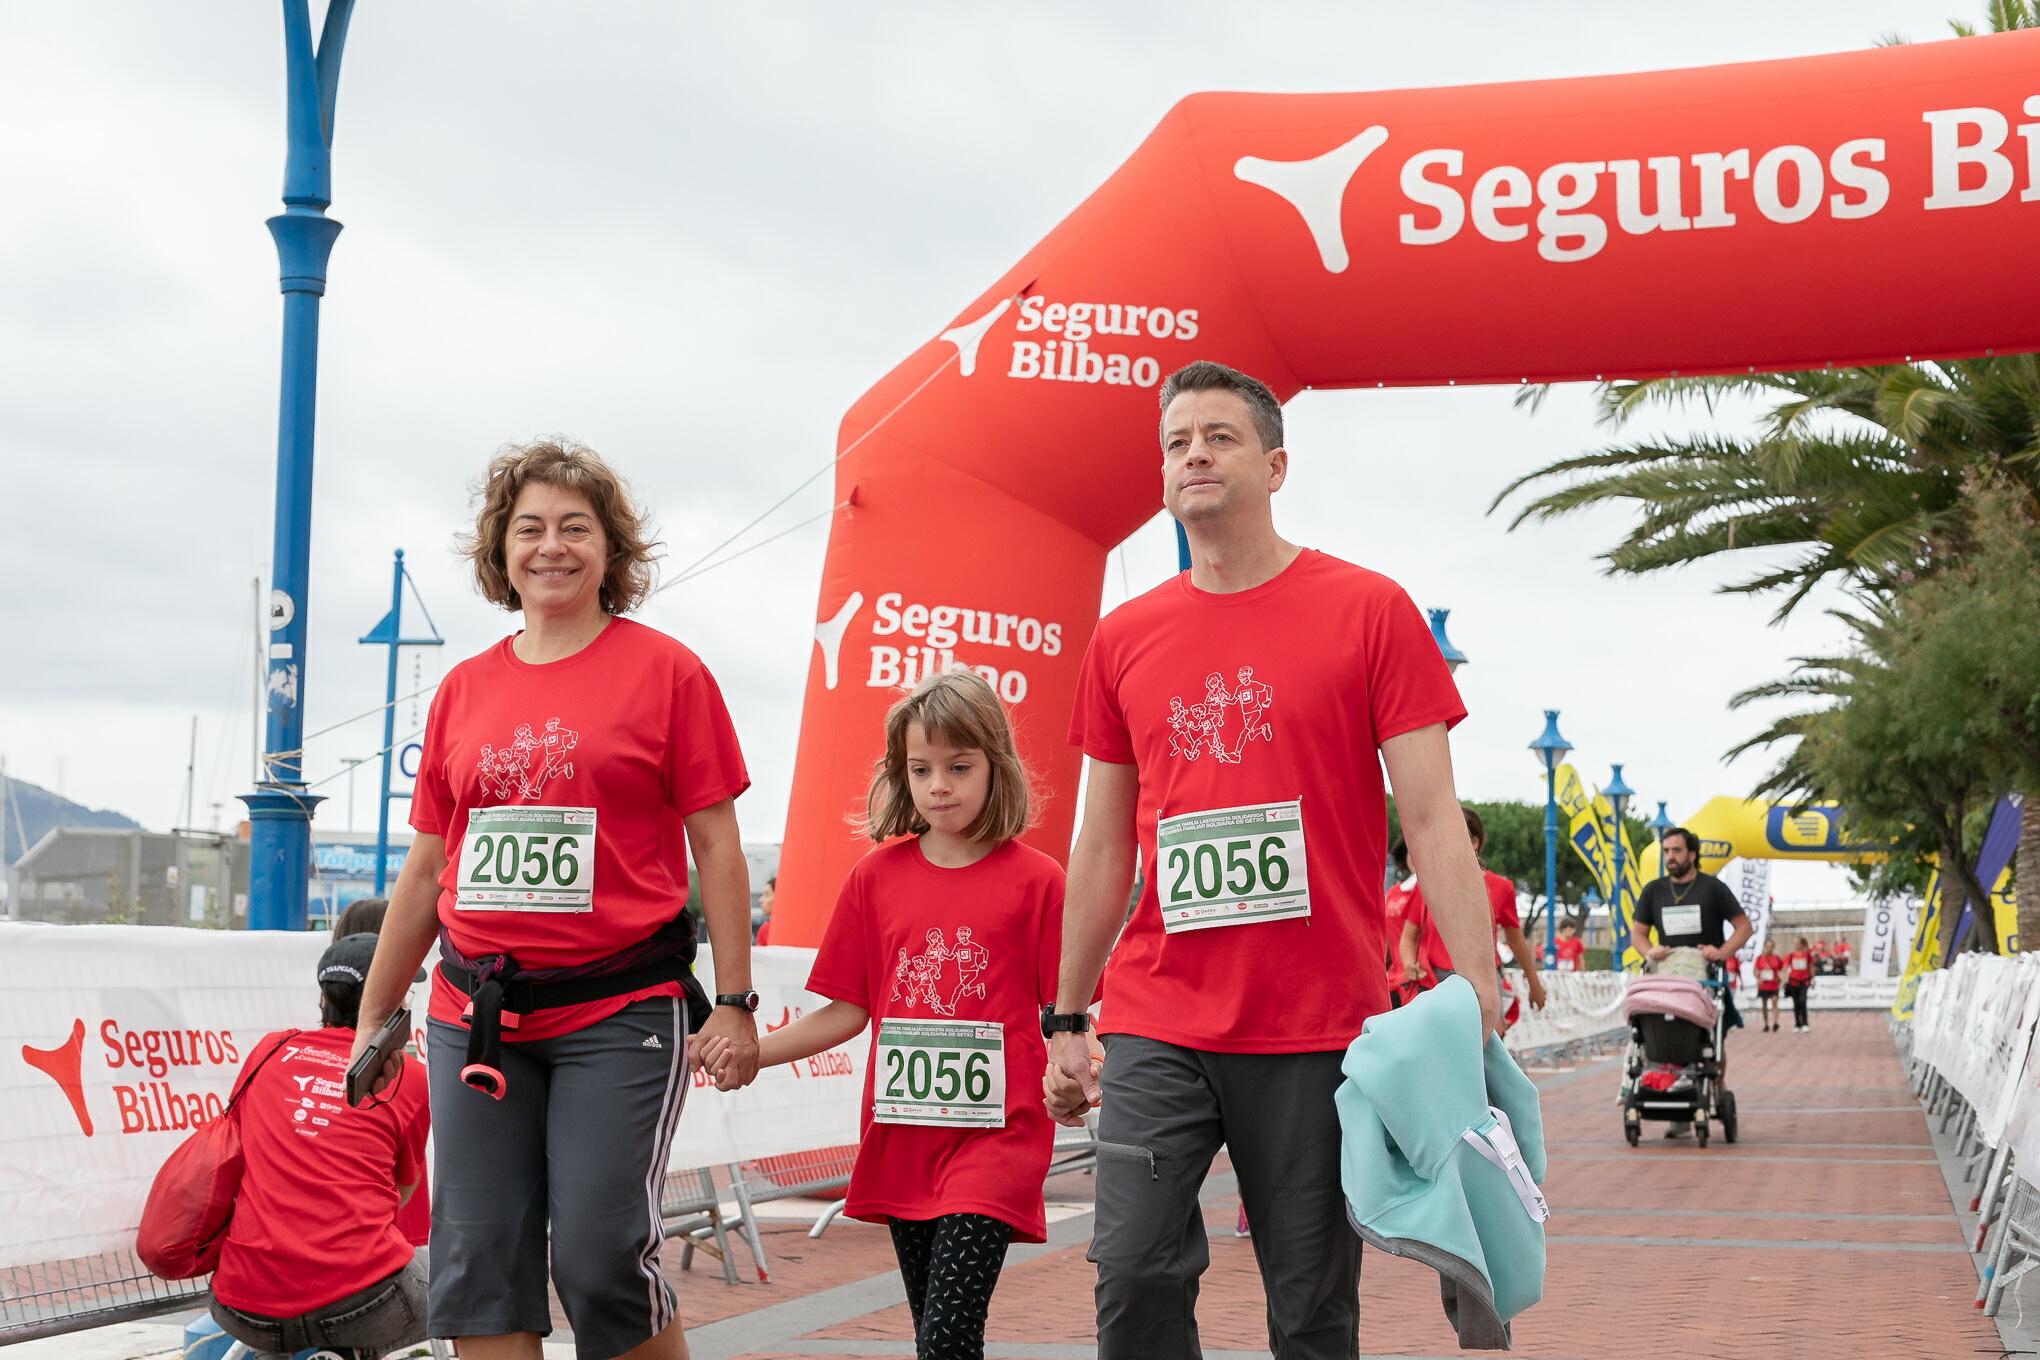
(1911, 1051, 2040, 1318)
(0, 1250, 207, 1344)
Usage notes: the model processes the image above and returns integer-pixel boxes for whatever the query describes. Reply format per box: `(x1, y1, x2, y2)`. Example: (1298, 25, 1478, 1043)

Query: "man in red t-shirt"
(1043, 362, 1501, 1358)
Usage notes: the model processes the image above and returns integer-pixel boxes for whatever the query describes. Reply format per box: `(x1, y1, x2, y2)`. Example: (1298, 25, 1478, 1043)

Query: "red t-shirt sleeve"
(806, 866, 872, 1009)
(1366, 585, 1468, 744)
(410, 683, 455, 836)
(1486, 873, 1520, 931)
(1068, 626, 1135, 764)
(667, 660, 752, 817)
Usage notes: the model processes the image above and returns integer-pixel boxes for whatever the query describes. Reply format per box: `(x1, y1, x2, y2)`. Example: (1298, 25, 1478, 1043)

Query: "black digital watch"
(1040, 1007, 1091, 1039)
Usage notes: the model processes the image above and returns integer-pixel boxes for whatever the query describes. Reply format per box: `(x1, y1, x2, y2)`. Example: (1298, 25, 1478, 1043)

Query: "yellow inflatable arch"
(1635, 797, 1884, 884)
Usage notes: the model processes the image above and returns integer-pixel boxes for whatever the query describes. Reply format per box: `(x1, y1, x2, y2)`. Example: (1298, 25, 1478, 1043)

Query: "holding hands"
(1042, 1031, 1107, 1128)
(689, 1007, 761, 1092)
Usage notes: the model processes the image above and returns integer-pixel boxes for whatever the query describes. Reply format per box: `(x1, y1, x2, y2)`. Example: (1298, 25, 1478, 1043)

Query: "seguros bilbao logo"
(815, 591, 1062, 704)
(939, 294, 1200, 390)
(20, 1017, 244, 1138)
(1231, 102, 2040, 271)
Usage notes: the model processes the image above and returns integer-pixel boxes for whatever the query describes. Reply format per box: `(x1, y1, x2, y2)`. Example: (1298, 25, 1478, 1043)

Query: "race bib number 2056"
(874, 1018, 1005, 1127)
(1157, 798, 1310, 933)
(455, 805, 596, 912)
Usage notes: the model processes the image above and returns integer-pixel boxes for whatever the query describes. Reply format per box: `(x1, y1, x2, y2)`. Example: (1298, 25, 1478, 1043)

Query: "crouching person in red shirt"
(208, 932, 430, 1357)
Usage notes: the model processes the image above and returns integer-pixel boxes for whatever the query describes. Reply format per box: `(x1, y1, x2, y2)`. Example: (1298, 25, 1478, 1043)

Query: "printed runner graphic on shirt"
(888, 926, 991, 1018)
(477, 717, 581, 800)
(1166, 667, 1275, 764)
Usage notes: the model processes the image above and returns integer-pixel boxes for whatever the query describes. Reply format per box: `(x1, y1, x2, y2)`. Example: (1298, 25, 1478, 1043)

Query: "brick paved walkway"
(643, 1011, 1994, 1359)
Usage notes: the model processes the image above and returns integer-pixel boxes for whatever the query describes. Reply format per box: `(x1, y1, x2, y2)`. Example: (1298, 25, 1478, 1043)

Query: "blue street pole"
(1606, 763, 1635, 971)
(1529, 710, 1571, 969)
(1650, 800, 1673, 848)
(241, 0, 355, 930)
(1427, 609, 1467, 674)
(359, 549, 443, 894)
(1174, 518, 1192, 571)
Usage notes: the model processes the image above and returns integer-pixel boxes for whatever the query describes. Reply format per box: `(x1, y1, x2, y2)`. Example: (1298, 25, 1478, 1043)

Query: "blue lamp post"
(1605, 764, 1635, 971)
(1427, 609, 1467, 673)
(1529, 710, 1571, 968)
(240, 0, 356, 931)
(1650, 800, 1673, 847)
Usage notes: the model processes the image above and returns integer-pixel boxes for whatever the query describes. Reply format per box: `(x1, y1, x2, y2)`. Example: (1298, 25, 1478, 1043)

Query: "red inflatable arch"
(773, 32, 2040, 944)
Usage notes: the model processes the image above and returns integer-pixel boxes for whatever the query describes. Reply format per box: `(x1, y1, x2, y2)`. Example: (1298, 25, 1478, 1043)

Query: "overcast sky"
(1, 0, 1975, 903)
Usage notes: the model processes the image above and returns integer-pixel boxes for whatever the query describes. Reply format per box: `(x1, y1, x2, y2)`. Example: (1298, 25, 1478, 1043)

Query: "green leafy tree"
(1728, 602, 2003, 957)
(1386, 796, 1652, 921)
(1879, 481, 2040, 942)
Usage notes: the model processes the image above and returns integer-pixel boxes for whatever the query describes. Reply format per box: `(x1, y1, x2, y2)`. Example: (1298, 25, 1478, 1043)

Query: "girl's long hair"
(860, 671, 1034, 844)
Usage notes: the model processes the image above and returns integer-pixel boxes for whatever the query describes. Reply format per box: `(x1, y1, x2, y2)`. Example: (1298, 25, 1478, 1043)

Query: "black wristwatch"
(1041, 1007, 1091, 1039)
(715, 991, 761, 1013)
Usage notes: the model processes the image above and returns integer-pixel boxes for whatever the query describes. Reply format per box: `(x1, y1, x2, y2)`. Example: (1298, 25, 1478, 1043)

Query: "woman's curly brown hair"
(460, 437, 660, 614)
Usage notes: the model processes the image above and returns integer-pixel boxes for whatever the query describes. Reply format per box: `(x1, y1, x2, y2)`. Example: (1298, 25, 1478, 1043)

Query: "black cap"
(317, 932, 378, 987)
(317, 931, 428, 986)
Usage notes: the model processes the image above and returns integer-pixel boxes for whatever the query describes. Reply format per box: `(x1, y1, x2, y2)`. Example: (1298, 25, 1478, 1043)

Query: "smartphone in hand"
(345, 1007, 411, 1107)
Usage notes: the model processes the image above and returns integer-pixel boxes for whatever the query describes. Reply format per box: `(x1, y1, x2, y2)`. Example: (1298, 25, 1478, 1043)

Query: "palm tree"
(1494, 360, 2040, 956)
(1493, 361, 2040, 622)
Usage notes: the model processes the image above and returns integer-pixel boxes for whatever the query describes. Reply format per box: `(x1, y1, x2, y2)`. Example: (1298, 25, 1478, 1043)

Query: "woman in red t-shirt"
(1784, 937, 1815, 1032)
(351, 440, 758, 1360)
(702, 671, 1080, 1358)
(1753, 942, 1786, 1032)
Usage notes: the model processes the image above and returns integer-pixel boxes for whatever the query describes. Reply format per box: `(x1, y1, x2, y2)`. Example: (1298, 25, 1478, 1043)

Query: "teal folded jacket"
(1335, 974, 1548, 1350)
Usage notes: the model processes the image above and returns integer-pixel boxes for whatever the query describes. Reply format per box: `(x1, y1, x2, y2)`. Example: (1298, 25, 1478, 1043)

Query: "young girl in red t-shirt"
(700, 671, 1083, 1357)
(1753, 943, 1785, 1032)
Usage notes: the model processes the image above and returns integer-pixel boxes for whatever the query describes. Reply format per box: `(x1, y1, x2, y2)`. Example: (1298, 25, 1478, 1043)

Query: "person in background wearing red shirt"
(1753, 940, 1785, 1031)
(209, 933, 430, 1357)
(353, 440, 758, 1360)
(1553, 920, 1586, 973)
(1401, 807, 1546, 1026)
(1833, 937, 1852, 975)
(1785, 937, 1816, 1032)
(1042, 362, 1501, 1359)
(1383, 839, 1424, 1005)
(702, 671, 1082, 1360)
(1810, 938, 1832, 976)
(754, 875, 777, 945)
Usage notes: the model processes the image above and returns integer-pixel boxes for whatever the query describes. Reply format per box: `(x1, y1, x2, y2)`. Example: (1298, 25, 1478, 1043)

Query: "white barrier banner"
(1975, 957, 2040, 1148)
(0, 923, 426, 1271)
(1500, 970, 1628, 1053)
(679, 943, 865, 1167)
(0, 926, 860, 1273)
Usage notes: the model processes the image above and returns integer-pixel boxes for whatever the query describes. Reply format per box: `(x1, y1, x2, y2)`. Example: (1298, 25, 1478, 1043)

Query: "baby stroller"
(1620, 952, 1738, 1147)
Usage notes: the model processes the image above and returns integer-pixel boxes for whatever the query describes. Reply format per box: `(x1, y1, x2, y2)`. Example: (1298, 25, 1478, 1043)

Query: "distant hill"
(2, 777, 143, 863)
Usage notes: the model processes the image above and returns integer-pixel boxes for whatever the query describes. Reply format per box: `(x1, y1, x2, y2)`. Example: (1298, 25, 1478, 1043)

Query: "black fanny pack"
(438, 914, 711, 1100)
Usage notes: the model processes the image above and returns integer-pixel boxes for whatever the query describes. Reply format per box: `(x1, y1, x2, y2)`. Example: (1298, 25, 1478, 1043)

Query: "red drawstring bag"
(135, 1031, 297, 1280)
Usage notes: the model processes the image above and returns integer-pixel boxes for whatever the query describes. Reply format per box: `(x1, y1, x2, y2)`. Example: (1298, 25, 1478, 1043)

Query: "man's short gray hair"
(1158, 361, 1284, 452)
